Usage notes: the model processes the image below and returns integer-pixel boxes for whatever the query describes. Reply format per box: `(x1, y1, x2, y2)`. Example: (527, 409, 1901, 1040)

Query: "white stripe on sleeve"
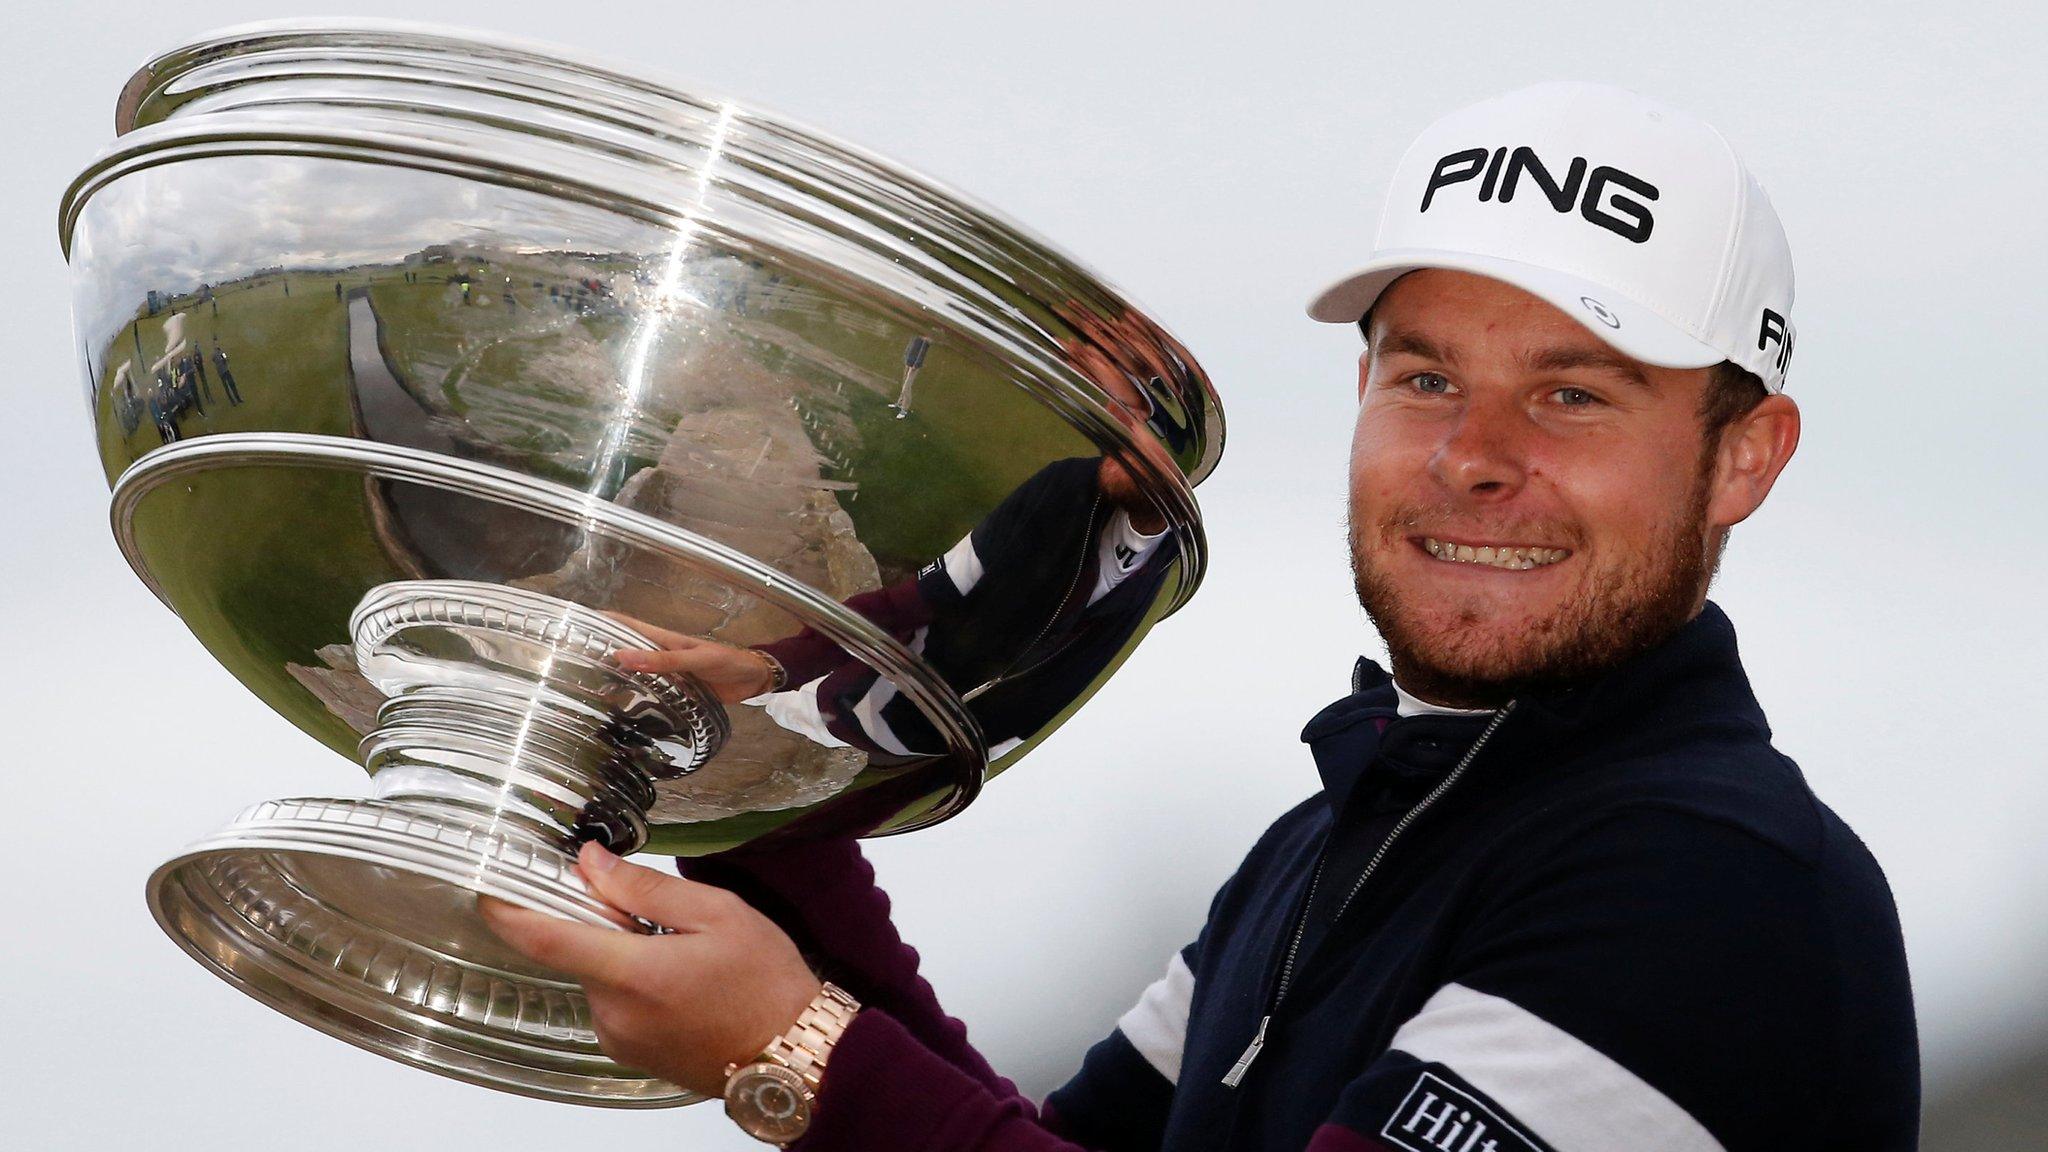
(1116, 952, 1194, 1084)
(848, 675, 914, 757)
(941, 533, 985, 594)
(1387, 983, 1725, 1152)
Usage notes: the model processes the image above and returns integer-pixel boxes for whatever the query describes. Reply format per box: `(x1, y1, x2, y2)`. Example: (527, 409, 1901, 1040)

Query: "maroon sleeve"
(754, 576, 935, 687)
(794, 1007, 1097, 1152)
(677, 836, 1017, 1098)
(1303, 1124, 1397, 1151)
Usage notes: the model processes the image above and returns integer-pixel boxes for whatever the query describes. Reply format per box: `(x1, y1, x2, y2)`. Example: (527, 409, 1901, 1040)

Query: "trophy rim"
(75, 16, 1226, 490)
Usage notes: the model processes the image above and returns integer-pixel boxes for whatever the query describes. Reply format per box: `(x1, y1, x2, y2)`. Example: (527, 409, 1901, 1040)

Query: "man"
(212, 342, 243, 405)
(190, 339, 212, 404)
(480, 82, 1918, 1150)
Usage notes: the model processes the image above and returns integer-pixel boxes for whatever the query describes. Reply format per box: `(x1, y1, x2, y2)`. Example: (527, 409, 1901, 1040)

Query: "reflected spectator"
(212, 343, 243, 405)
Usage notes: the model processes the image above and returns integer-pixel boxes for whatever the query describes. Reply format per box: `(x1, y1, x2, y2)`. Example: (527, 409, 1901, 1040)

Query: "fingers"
(577, 841, 739, 932)
(613, 643, 722, 676)
(475, 894, 641, 986)
(614, 644, 773, 703)
(601, 610, 694, 651)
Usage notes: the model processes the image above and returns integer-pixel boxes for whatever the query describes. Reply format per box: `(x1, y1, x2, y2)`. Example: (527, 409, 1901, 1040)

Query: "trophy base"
(145, 578, 740, 1106)
(148, 796, 699, 1107)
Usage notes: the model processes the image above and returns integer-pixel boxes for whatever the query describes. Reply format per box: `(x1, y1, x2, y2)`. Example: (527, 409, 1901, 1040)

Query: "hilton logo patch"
(1382, 1072, 1545, 1152)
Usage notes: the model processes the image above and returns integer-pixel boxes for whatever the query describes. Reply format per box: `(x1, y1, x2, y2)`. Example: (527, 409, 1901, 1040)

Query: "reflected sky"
(68, 153, 670, 366)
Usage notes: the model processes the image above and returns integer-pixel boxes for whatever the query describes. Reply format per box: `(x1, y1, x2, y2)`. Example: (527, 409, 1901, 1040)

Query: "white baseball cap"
(1308, 81, 1797, 392)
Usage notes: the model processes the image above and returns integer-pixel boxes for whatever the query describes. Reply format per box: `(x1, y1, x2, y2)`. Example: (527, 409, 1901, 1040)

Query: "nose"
(1427, 399, 1526, 500)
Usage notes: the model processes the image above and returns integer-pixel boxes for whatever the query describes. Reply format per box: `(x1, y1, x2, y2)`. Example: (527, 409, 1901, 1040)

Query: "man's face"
(1346, 270, 1753, 706)
(1065, 305, 1178, 532)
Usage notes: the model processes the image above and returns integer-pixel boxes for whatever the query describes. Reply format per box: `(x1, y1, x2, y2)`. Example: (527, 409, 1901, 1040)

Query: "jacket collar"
(1299, 600, 1772, 818)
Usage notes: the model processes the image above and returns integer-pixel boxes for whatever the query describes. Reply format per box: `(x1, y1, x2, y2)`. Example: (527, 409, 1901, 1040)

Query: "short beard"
(1348, 456, 1719, 709)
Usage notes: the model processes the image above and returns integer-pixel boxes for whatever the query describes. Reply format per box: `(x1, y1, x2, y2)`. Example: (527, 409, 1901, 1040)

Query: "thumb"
(578, 841, 728, 930)
(475, 893, 639, 987)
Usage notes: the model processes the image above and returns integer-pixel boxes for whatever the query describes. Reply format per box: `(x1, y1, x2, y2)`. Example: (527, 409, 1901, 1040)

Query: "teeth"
(1423, 538, 1569, 570)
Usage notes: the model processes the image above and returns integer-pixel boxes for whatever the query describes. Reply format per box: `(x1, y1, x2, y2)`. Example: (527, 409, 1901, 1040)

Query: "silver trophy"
(61, 20, 1222, 1107)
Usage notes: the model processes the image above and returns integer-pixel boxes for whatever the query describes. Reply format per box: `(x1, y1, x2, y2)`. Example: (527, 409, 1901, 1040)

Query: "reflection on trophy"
(61, 21, 1222, 1106)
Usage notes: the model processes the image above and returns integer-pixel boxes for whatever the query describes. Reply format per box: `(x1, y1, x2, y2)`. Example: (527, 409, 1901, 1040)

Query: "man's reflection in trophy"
(614, 304, 1194, 765)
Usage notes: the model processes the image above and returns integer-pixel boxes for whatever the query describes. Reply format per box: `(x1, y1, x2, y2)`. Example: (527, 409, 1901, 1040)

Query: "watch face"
(725, 1063, 812, 1144)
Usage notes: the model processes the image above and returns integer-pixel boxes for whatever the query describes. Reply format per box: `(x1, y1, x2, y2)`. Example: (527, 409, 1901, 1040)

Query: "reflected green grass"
(99, 271, 405, 761)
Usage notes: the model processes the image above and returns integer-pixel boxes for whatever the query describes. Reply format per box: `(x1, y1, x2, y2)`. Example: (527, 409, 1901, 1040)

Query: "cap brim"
(1306, 249, 1725, 371)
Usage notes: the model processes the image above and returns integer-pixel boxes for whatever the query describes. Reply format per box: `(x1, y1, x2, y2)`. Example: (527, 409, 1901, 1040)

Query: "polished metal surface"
(148, 797, 693, 1107)
(351, 579, 731, 850)
(150, 580, 728, 1103)
(65, 18, 1223, 1105)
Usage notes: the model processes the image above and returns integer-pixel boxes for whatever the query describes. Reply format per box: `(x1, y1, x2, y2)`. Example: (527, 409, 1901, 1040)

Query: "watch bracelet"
(760, 981, 861, 1090)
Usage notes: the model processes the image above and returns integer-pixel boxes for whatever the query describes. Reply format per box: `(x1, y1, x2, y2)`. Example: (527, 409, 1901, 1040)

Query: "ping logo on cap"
(1757, 308, 1795, 373)
(1420, 146, 1661, 244)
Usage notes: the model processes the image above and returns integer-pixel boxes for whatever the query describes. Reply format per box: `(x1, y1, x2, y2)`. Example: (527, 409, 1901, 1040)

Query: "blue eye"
(1555, 386, 1599, 406)
(1411, 372, 1453, 394)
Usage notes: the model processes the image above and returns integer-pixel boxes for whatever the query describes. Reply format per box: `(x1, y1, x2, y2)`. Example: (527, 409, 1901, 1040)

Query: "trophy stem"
(347, 578, 731, 854)
(361, 681, 661, 854)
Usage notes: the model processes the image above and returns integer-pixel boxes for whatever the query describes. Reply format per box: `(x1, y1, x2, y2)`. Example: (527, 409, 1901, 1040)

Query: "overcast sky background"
(4, 2, 2044, 1148)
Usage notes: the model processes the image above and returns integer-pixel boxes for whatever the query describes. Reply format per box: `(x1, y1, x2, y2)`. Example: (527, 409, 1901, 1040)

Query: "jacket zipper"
(1221, 699, 1517, 1088)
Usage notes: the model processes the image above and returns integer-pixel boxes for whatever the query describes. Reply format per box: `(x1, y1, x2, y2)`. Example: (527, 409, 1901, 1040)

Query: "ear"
(1706, 393, 1801, 530)
(1356, 347, 1373, 403)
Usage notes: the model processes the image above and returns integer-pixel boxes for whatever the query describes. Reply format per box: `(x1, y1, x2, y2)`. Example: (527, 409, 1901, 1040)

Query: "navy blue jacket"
(1043, 600, 1919, 1151)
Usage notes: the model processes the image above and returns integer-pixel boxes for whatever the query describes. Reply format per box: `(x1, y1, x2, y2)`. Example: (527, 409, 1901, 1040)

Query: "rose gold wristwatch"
(722, 982, 861, 1146)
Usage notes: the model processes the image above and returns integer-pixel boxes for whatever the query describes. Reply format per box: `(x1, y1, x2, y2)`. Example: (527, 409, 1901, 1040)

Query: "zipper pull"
(1220, 1015, 1270, 1088)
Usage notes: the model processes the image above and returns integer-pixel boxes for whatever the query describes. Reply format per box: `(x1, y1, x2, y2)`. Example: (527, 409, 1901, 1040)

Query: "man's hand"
(601, 612, 781, 704)
(477, 841, 825, 1096)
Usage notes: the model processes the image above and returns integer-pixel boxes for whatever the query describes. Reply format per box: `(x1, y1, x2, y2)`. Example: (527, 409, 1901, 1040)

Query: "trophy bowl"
(60, 20, 1222, 1106)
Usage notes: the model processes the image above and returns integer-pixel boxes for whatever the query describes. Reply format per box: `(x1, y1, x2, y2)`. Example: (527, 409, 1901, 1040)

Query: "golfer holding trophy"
(65, 20, 1914, 1151)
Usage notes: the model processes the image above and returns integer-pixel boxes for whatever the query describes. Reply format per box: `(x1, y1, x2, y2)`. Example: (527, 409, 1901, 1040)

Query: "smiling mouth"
(1420, 536, 1572, 571)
